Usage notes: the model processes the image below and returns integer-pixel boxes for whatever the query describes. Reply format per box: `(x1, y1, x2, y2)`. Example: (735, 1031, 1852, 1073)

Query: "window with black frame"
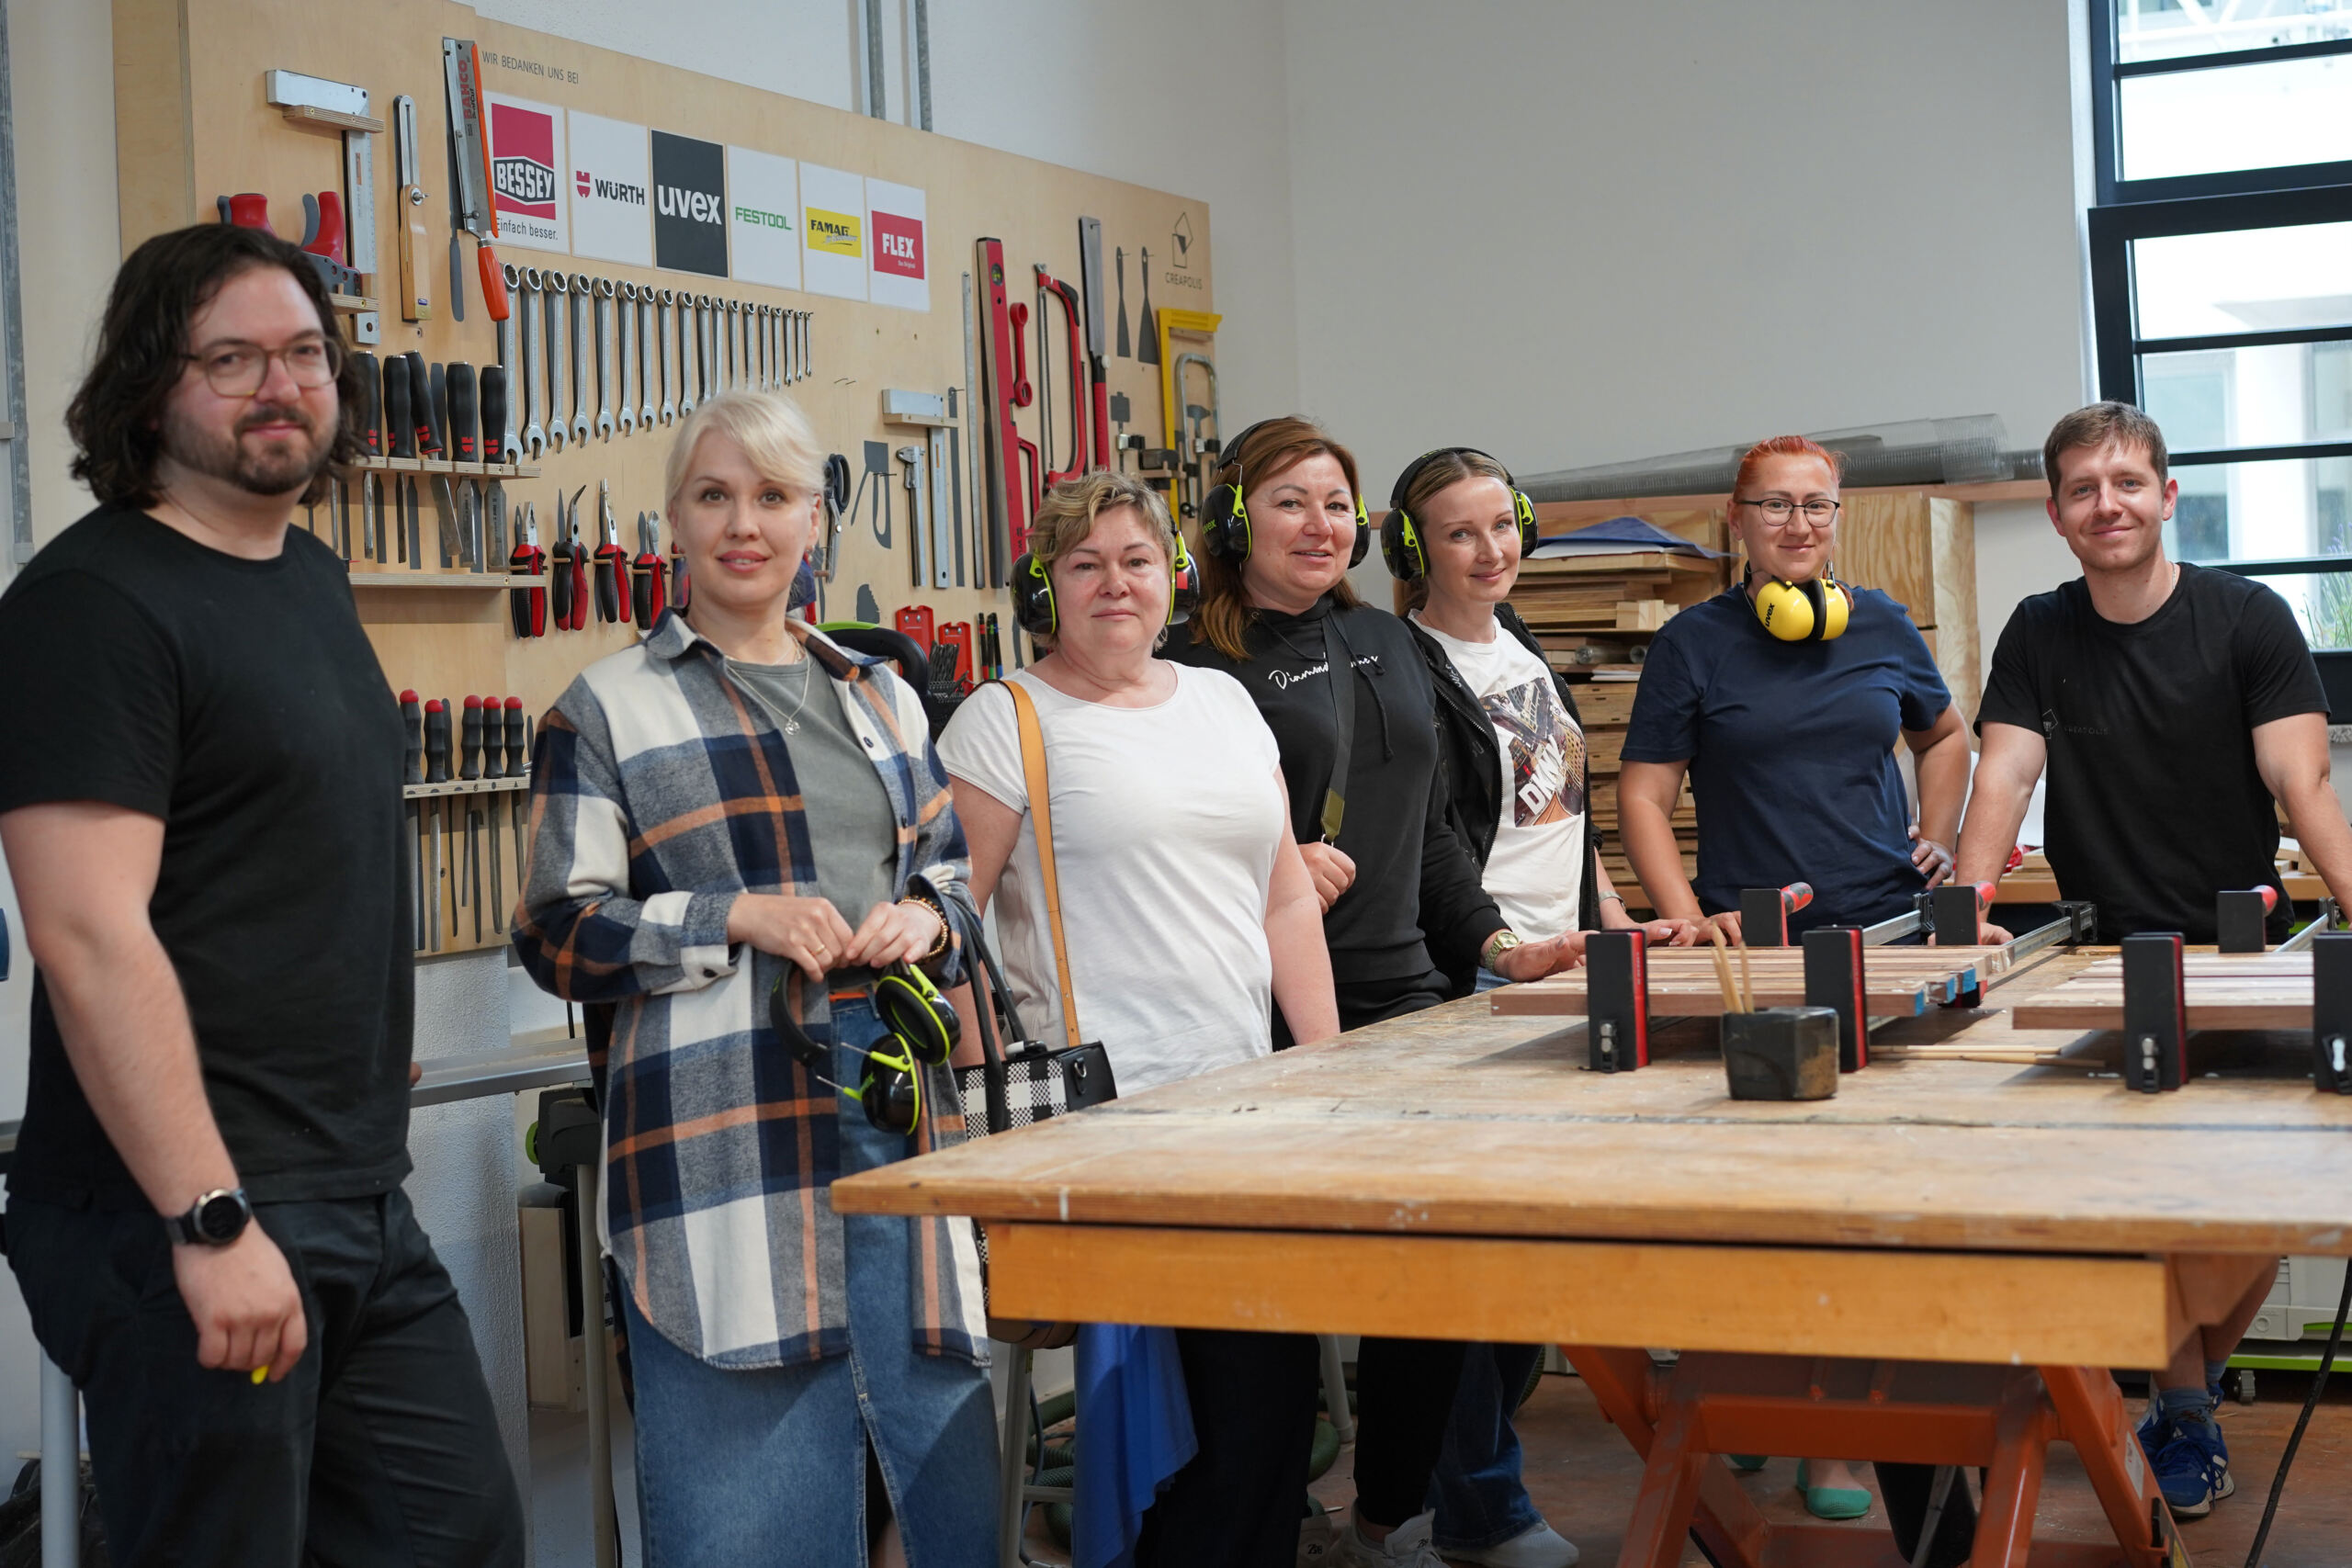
(2086, 0, 2352, 651)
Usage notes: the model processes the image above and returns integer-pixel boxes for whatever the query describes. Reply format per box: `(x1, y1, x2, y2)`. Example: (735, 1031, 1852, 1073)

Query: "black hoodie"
(1165, 593, 1507, 987)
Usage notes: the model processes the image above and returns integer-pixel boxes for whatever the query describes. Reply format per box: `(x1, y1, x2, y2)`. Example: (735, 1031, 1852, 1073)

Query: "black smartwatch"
(165, 1187, 253, 1247)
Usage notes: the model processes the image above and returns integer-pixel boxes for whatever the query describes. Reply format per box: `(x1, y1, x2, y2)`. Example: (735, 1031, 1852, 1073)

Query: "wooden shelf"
(351, 457, 539, 479)
(284, 104, 384, 135)
(405, 775, 530, 801)
(351, 570, 544, 590)
(330, 293, 379, 315)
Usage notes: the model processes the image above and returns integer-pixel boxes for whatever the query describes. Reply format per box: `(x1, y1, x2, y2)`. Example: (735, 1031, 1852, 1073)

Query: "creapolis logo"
(807, 208, 862, 257)
(659, 185, 723, 225)
(578, 169, 646, 206)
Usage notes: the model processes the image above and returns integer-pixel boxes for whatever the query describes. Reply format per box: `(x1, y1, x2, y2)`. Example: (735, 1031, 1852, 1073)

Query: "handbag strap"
(1002, 680, 1084, 1050)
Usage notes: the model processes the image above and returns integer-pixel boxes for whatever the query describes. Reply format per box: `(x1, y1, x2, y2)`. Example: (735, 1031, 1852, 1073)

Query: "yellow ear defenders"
(1750, 570, 1853, 642)
(1380, 447, 1539, 582)
(768, 962, 959, 1135)
(1198, 419, 1371, 568)
(1011, 529, 1200, 639)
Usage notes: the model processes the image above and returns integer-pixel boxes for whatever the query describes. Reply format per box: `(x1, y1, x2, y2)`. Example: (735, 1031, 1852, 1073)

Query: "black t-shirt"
(0, 505, 413, 1206)
(1165, 595, 1505, 985)
(1977, 564, 2326, 943)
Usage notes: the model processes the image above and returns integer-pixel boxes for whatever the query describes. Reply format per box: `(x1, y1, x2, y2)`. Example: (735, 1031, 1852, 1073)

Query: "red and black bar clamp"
(2215, 886, 2278, 953)
(1583, 929, 1649, 1073)
(2121, 931, 2188, 1093)
(2312, 932, 2352, 1095)
(1738, 882, 1814, 948)
(1802, 927, 1869, 1071)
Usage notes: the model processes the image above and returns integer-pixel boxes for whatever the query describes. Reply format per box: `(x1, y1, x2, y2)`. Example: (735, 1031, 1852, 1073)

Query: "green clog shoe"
(1794, 1460, 1871, 1520)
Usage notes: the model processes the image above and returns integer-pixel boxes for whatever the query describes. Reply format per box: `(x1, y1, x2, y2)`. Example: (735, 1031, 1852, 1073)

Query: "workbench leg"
(2040, 1366, 2178, 1568)
(1563, 1347, 1769, 1568)
(1617, 1398, 1709, 1568)
(1967, 1380, 2051, 1568)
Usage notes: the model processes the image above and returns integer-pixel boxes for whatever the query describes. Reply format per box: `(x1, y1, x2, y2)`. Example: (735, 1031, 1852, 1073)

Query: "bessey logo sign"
(490, 101, 558, 217)
(872, 211, 923, 278)
(650, 130, 728, 277)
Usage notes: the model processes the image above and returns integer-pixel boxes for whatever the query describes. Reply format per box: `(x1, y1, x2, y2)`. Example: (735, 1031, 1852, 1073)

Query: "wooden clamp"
(1802, 927, 1868, 1071)
(2215, 886, 2278, 954)
(2120, 932, 2187, 1093)
(2312, 932, 2352, 1095)
(1584, 929, 1649, 1073)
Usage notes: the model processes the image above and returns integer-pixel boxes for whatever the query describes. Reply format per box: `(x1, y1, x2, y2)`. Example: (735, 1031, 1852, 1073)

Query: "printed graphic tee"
(1412, 615, 1588, 937)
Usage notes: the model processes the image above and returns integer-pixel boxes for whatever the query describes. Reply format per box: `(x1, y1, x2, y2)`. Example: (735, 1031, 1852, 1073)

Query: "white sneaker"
(1337, 1508, 1448, 1567)
(1449, 1519, 1581, 1568)
(1298, 1507, 1344, 1565)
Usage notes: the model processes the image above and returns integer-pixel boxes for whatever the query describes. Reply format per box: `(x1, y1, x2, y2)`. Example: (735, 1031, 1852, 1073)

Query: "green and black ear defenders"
(1012, 528, 1200, 639)
(768, 962, 960, 1134)
(1197, 419, 1372, 568)
(1380, 446, 1538, 581)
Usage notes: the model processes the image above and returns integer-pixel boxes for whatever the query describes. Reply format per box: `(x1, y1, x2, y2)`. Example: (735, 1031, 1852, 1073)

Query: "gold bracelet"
(899, 895, 950, 959)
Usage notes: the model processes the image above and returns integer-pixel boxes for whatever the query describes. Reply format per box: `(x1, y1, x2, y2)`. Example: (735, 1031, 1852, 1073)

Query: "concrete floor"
(1023, 1368, 2352, 1566)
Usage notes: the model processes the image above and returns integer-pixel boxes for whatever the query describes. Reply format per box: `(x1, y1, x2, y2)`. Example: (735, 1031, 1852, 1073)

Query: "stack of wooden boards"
(1492, 944, 2023, 1019)
(2004, 951, 2324, 1032)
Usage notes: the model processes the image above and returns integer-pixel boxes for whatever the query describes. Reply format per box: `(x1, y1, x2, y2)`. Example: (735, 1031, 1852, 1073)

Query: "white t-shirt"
(937, 665, 1285, 1096)
(1413, 615, 1588, 940)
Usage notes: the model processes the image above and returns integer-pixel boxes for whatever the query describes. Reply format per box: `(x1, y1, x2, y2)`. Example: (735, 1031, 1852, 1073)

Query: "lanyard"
(1319, 615, 1355, 842)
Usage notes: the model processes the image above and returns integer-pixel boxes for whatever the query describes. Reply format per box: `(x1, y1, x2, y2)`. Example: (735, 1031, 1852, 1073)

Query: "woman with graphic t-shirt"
(1617, 434, 1972, 1522)
(1389, 446, 1697, 1568)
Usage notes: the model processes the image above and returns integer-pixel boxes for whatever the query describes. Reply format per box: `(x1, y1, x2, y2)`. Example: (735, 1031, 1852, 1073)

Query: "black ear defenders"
(769, 963, 960, 1135)
(1380, 447, 1539, 583)
(1012, 526, 1199, 639)
(1198, 419, 1372, 568)
(1749, 568, 1853, 642)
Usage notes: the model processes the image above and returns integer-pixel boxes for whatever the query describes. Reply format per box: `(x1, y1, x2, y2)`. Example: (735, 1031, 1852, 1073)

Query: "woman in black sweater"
(1165, 416, 1580, 1568)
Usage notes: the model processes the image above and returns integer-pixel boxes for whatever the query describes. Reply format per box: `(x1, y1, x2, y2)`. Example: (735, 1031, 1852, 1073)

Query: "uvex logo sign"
(650, 130, 728, 277)
(658, 186, 721, 224)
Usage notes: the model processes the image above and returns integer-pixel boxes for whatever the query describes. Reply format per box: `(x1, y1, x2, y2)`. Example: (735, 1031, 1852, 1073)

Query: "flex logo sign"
(484, 93, 566, 252)
(865, 178, 928, 311)
(650, 130, 728, 277)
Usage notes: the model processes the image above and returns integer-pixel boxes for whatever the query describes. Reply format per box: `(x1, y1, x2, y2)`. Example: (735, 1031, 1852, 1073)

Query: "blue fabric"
(623, 998, 1000, 1566)
(1074, 1321, 1199, 1568)
(1429, 1341, 1546, 1551)
(1622, 584, 1951, 932)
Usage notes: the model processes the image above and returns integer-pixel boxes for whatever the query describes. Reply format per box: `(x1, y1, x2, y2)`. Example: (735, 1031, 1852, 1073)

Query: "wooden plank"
(982, 1224, 2178, 1369)
(1492, 978, 1938, 1017)
(833, 979, 2352, 1258)
(1573, 682, 1638, 728)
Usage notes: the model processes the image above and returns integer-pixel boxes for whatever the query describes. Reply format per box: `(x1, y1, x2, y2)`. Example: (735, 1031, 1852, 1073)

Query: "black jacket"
(1166, 594, 1508, 991)
(1408, 603, 1604, 998)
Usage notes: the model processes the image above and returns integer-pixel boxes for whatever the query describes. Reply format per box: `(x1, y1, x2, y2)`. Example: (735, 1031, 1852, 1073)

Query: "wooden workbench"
(836, 952, 2352, 1566)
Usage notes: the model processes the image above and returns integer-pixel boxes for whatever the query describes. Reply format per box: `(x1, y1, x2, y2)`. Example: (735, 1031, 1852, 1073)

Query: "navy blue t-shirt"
(1622, 583, 1951, 932)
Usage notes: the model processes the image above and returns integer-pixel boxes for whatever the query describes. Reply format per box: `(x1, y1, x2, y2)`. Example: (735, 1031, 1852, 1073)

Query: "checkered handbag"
(948, 680, 1118, 1349)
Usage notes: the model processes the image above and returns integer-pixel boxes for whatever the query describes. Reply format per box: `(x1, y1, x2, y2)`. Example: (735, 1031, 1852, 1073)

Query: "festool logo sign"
(736, 204, 792, 232)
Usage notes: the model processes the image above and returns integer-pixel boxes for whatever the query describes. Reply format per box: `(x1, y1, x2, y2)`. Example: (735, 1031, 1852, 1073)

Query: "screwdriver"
(460, 695, 484, 780)
(447, 363, 479, 462)
(405, 353, 438, 457)
(503, 696, 527, 778)
(479, 367, 507, 464)
(424, 698, 451, 784)
(400, 690, 423, 783)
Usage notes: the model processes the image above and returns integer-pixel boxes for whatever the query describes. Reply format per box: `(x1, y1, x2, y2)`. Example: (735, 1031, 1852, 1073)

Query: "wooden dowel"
(1705, 920, 1742, 1013)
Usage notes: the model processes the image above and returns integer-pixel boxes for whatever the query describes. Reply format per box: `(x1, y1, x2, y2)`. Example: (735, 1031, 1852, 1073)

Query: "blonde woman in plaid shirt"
(514, 390, 994, 1566)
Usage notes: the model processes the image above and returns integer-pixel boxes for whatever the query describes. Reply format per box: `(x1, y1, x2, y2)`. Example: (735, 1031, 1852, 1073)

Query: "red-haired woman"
(1617, 434, 1970, 1517)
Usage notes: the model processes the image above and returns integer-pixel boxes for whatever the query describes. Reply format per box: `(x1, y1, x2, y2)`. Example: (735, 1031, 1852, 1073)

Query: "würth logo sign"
(650, 130, 728, 276)
(582, 173, 646, 205)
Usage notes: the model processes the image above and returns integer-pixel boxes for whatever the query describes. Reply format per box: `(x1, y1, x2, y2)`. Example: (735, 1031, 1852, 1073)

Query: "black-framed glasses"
(1735, 498, 1840, 526)
(186, 337, 341, 397)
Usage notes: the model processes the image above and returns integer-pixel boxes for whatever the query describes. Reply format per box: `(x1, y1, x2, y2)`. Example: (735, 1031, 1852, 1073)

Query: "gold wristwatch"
(1483, 931, 1523, 968)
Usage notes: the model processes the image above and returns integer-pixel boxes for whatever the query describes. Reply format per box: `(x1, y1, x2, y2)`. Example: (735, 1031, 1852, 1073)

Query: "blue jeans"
(624, 998, 999, 1566)
(1428, 1342, 1546, 1551)
(1474, 968, 1509, 994)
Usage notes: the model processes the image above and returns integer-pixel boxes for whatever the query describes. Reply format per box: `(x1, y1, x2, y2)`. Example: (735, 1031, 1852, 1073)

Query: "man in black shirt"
(0, 225, 522, 1564)
(1955, 401, 2352, 1523)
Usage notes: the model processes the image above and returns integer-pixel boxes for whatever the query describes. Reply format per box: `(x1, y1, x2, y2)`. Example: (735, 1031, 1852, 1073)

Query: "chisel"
(401, 690, 424, 951)
(384, 363, 421, 571)
(504, 697, 528, 778)
(356, 352, 385, 562)
(469, 808, 484, 942)
(480, 366, 509, 562)
(447, 364, 480, 567)
(460, 695, 484, 781)
(424, 698, 449, 950)
(487, 795, 503, 935)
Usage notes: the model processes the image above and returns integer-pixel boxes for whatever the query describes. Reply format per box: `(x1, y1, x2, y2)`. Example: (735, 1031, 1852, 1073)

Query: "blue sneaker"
(2152, 1413, 2234, 1519)
(2135, 1402, 2167, 1456)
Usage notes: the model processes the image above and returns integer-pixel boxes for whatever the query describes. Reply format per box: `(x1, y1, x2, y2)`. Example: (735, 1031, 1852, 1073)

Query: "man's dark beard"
(162, 399, 335, 498)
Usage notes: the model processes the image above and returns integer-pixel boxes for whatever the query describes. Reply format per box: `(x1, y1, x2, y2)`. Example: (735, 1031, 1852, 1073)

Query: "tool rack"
(116, 0, 1219, 959)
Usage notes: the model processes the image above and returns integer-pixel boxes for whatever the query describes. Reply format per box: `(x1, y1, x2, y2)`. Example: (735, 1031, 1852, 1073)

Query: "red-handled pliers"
(509, 504, 546, 638)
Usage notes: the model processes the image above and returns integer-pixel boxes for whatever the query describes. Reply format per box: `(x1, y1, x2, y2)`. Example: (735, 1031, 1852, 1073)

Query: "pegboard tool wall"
(113, 0, 1216, 729)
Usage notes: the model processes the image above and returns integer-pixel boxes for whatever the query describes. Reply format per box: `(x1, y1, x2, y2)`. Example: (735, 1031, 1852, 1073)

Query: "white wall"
(1281, 0, 2090, 527)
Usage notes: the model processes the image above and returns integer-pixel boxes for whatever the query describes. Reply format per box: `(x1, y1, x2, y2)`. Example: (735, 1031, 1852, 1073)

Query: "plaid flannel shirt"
(513, 614, 987, 1369)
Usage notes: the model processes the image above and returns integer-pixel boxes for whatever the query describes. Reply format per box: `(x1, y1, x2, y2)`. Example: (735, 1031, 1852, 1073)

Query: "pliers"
(509, 504, 546, 637)
(593, 480, 628, 626)
(632, 512, 668, 632)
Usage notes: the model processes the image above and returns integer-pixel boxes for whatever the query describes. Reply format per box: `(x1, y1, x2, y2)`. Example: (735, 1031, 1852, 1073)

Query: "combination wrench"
(675, 289, 696, 419)
(514, 265, 545, 458)
(495, 264, 523, 457)
(636, 286, 657, 428)
(706, 297, 721, 399)
(616, 283, 639, 436)
(594, 278, 617, 442)
(657, 288, 677, 423)
(569, 273, 594, 443)
(543, 271, 569, 453)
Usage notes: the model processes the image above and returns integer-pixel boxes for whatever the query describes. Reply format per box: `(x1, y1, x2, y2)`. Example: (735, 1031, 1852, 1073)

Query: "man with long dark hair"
(0, 224, 523, 1564)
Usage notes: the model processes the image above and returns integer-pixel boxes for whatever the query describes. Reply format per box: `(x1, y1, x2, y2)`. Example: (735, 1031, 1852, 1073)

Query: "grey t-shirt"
(728, 655, 898, 923)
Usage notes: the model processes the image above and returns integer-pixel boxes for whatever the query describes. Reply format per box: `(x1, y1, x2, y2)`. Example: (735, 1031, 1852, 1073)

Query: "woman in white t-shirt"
(1385, 446, 1697, 1568)
(936, 469, 1339, 1568)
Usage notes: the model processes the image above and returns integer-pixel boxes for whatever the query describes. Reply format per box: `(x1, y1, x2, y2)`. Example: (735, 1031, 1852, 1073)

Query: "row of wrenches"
(496, 264, 817, 461)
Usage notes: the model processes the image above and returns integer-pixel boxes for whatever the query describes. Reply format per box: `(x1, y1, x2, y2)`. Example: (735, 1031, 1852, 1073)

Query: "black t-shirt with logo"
(1976, 563, 2327, 943)
(0, 505, 413, 1207)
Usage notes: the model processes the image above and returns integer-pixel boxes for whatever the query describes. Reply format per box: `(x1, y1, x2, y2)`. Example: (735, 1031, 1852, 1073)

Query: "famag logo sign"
(650, 130, 728, 277)
(807, 208, 862, 258)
